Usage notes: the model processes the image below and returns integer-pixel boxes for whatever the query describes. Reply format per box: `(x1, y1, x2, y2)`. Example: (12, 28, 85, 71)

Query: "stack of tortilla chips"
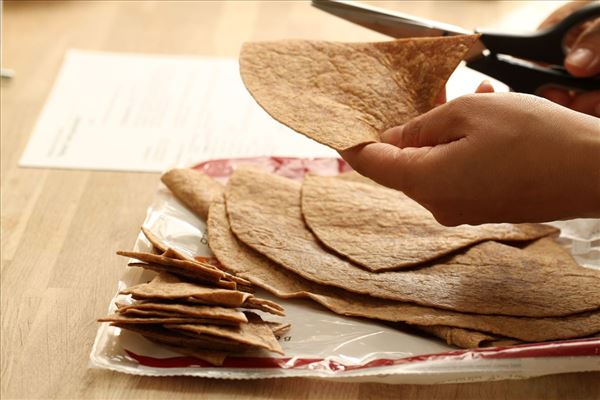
(162, 167, 600, 349)
(98, 227, 288, 366)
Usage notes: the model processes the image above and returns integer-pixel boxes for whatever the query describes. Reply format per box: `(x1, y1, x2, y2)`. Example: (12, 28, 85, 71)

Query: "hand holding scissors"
(313, 0, 600, 96)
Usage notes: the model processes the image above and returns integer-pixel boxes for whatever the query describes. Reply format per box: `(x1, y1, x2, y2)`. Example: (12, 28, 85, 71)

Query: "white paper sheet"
(19, 50, 338, 172)
(20, 50, 507, 173)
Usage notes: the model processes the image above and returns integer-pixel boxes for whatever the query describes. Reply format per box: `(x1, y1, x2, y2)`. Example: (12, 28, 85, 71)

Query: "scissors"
(312, 0, 600, 94)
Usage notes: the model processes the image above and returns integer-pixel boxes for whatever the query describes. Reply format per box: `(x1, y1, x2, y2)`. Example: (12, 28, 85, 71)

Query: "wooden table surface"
(1, 1, 599, 399)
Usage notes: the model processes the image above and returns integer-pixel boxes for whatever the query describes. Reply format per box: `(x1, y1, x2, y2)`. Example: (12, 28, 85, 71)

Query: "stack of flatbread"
(162, 167, 600, 349)
(98, 227, 288, 366)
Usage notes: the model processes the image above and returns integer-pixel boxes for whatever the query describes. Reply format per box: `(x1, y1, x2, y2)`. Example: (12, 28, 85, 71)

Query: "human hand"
(537, 1, 600, 116)
(339, 93, 600, 226)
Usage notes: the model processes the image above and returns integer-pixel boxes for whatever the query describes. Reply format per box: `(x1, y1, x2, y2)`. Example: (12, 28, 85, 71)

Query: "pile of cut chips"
(163, 167, 600, 349)
(98, 227, 288, 366)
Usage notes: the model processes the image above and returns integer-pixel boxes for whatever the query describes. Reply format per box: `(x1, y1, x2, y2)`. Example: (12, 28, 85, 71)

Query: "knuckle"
(443, 96, 476, 125)
(401, 118, 424, 147)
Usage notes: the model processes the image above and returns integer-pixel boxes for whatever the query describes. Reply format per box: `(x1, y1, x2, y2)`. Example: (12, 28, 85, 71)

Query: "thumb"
(339, 143, 425, 191)
(381, 96, 472, 148)
(565, 18, 600, 77)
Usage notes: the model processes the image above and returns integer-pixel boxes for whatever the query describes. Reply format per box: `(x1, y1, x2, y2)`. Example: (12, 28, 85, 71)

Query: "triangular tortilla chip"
(141, 226, 170, 255)
(239, 35, 479, 150)
(301, 174, 558, 271)
(119, 250, 224, 278)
(120, 273, 283, 316)
(169, 312, 283, 354)
(266, 322, 291, 336)
(208, 197, 600, 343)
(224, 168, 600, 317)
(161, 168, 225, 221)
(243, 297, 285, 316)
(116, 301, 248, 324)
(120, 272, 252, 307)
(118, 250, 251, 290)
(112, 323, 252, 353)
(99, 314, 238, 325)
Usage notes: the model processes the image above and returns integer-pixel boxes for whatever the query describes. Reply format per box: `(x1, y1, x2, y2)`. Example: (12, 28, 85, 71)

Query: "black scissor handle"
(467, 54, 600, 94)
(476, 2, 600, 66)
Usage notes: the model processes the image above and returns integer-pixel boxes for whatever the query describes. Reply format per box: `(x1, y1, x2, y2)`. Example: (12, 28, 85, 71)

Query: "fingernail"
(567, 48, 596, 70)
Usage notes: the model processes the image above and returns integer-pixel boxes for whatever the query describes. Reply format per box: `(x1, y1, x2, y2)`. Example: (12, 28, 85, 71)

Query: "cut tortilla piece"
(301, 174, 558, 271)
(98, 314, 239, 325)
(120, 273, 283, 316)
(142, 228, 192, 261)
(224, 168, 600, 317)
(141, 226, 170, 254)
(119, 250, 251, 290)
(243, 297, 286, 317)
(115, 302, 248, 324)
(168, 312, 283, 355)
(161, 168, 225, 221)
(127, 262, 235, 291)
(112, 323, 253, 353)
(208, 197, 600, 343)
(120, 272, 252, 307)
(266, 322, 292, 336)
(118, 309, 240, 325)
(239, 35, 479, 151)
(118, 251, 224, 279)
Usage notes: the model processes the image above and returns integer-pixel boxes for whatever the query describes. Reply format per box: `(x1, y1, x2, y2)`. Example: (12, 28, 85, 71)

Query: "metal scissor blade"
(312, 0, 471, 38)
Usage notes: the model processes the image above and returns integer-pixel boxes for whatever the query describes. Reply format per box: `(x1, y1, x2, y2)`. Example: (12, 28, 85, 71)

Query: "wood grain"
(1, 1, 599, 399)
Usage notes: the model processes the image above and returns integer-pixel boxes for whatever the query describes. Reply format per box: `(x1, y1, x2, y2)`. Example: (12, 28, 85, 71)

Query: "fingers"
(538, 1, 590, 30)
(538, 86, 573, 107)
(475, 80, 494, 94)
(538, 86, 600, 116)
(569, 90, 600, 116)
(565, 18, 600, 77)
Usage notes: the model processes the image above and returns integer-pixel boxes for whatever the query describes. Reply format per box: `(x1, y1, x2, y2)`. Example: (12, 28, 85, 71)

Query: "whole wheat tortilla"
(239, 35, 478, 151)
(208, 198, 600, 343)
(302, 175, 558, 271)
(115, 302, 248, 324)
(161, 168, 225, 221)
(417, 326, 520, 348)
(224, 168, 600, 317)
(169, 312, 283, 354)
